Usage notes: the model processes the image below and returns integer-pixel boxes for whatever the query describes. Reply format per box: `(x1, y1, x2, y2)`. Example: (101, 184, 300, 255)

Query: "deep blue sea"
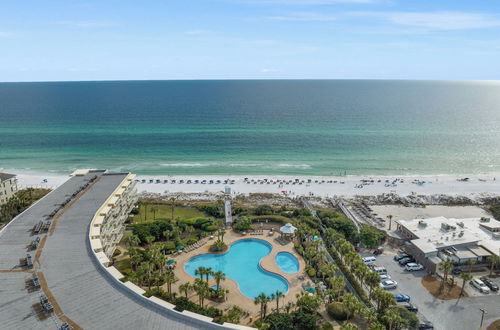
(1, 80, 499, 176)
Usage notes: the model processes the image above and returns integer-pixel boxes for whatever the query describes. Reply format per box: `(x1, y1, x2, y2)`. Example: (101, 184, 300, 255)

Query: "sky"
(1, 0, 500, 81)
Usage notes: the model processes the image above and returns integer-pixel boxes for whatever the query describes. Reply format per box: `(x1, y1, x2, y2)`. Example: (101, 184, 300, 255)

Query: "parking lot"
(363, 251, 500, 330)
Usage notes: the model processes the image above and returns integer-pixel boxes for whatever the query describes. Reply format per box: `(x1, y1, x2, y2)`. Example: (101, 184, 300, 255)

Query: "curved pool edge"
(183, 237, 292, 300)
(275, 251, 300, 274)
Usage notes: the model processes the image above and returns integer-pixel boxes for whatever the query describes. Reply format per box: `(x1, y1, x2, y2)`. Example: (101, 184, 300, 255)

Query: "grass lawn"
(132, 204, 206, 223)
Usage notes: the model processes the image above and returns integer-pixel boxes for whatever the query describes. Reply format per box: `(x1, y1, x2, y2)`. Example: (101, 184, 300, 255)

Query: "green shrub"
(255, 204, 274, 215)
(360, 225, 387, 248)
(249, 215, 293, 224)
(234, 217, 252, 232)
(112, 249, 122, 257)
(307, 267, 316, 278)
(209, 240, 227, 252)
(327, 302, 348, 321)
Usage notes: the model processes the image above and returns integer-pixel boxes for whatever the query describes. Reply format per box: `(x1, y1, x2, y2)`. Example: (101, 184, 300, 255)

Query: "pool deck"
(169, 230, 308, 323)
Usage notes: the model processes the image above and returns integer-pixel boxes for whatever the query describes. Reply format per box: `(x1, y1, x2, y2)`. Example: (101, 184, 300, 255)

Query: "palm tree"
(213, 271, 226, 290)
(163, 230, 172, 241)
(195, 266, 206, 280)
(341, 293, 361, 320)
(205, 267, 213, 283)
(341, 322, 358, 330)
(438, 259, 454, 292)
(138, 261, 154, 290)
(125, 234, 140, 247)
(164, 271, 177, 294)
(145, 235, 155, 247)
(179, 282, 192, 298)
(365, 272, 380, 299)
(254, 292, 270, 320)
(193, 279, 209, 307)
(382, 307, 403, 330)
(488, 255, 500, 276)
(151, 206, 158, 220)
(328, 276, 345, 300)
(459, 272, 473, 297)
(219, 229, 226, 242)
(273, 290, 284, 311)
(362, 308, 378, 326)
(467, 259, 476, 273)
(284, 301, 295, 314)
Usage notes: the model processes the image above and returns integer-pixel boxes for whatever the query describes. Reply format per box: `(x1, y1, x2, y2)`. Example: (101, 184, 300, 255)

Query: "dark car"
(394, 253, 409, 261)
(482, 278, 499, 292)
(403, 302, 418, 313)
(419, 321, 434, 329)
(451, 268, 462, 275)
(399, 257, 415, 266)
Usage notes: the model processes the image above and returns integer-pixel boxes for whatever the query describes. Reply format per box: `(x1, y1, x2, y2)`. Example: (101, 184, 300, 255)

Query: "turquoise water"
(184, 239, 289, 299)
(276, 252, 299, 274)
(1, 80, 500, 176)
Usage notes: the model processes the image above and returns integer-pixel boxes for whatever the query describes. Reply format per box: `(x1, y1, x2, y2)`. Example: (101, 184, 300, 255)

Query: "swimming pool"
(276, 252, 300, 274)
(184, 239, 289, 299)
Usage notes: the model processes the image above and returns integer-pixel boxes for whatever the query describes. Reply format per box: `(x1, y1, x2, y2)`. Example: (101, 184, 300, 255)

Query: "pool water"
(276, 252, 300, 274)
(185, 239, 289, 299)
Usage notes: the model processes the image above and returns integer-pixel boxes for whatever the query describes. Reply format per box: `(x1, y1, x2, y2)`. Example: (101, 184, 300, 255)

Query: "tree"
(488, 255, 500, 276)
(145, 235, 155, 246)
(359, 225, 386, 249)
(327, 276, 345, 301)
(273, 290, 284, 312)
(367, 322, 385, 330)
(179, 282, 192, 298)
(255, 204, 273, 215)
(151, 206, 158, 220)
(125, 234, 140, 247)
(372, 288, 395, 312)
(296, 293, 321, 314)
(164, 271, 177, 294)
(365, 271, 380, 299)
(467, 259, 476, 273)
(382, 307, 403, 330)
(213, 271, 226, 290)
(341, 294, 361, 320)
(438, 259, 454, 292)
(341, 322, 358, 330)
(193, 278, 209, 307)
(459, 272, 473, 297)
(254, 292, 270, 320)
(195, 266, 206, 280)
(205, 267, 212, 283)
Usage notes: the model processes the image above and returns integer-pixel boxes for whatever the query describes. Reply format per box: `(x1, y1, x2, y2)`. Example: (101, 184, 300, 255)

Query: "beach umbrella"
(305, 287, 316, 294)
(176, 245, 184, 250)
(166, 259, 176, 265)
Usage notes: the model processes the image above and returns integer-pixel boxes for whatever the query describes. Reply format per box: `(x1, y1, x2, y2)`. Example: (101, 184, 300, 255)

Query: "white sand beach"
(12, 170, 500, 199)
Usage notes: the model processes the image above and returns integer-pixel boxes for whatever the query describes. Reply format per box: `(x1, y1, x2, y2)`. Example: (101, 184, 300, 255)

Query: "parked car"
(405, 263, 424, 271)
(470, 278, 490, 294)
(481, 278, 499, 292)
(373, 248, 384, 255)
(399, 257, 415, 266)
(451, 268, 462, 275)
(380, 280, 398, 290)
(403, 302, 418, 312)
(362, 256, 377, 266)
(380, 274, 391, 281)
(393, 293, 410, 302)
(419, 321, 434, 329)
(373, 266, 388, 275)
(394, 253, 409, 261)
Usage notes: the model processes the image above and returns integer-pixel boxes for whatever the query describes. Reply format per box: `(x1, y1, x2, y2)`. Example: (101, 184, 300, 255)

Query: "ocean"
(1, 80, 499, 176)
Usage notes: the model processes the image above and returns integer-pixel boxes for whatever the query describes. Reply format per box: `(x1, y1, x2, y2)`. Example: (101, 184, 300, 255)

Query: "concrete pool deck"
(168, 229, 308, 323)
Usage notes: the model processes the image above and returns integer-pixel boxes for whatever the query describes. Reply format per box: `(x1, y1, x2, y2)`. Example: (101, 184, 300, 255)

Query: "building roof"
(0, 171, 229, 330)
(0, 172, 16, 182)
(397, 216, 500, 257)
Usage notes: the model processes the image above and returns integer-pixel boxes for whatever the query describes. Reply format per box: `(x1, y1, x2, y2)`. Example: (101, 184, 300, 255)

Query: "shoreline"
(10, 168, 500, 199)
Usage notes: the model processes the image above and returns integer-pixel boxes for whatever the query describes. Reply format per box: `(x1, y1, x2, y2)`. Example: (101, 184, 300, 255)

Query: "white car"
(380, 280, 398, 290)
(380, 274, 391, 281)
(362, 256, 376, 266)
(405, 263, 424, 271)
(470, 278, 490, 294)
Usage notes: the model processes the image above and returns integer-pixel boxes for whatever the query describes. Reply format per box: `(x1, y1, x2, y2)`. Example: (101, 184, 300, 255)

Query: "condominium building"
(0, 169, 18, 205)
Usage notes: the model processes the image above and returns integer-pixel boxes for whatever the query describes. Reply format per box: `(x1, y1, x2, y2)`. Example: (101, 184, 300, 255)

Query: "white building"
(396, 216, 500, 272)
(0, 169, 17, 206)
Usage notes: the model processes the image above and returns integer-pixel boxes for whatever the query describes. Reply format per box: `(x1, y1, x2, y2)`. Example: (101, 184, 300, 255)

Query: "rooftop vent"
(480, 217, 490, 223)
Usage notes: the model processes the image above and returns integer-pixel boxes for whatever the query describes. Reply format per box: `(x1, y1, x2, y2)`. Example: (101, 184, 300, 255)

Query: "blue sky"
(1, 0, 500, 81)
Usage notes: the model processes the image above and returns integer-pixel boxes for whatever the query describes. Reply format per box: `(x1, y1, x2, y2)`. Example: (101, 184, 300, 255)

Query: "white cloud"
(267, 12, 336, 21)
(351, 11, 500, 30)
(55, 20, 119, 28)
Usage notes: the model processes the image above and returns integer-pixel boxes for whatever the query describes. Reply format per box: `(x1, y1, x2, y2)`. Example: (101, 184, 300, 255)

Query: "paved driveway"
(371, 254, 500, 330)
